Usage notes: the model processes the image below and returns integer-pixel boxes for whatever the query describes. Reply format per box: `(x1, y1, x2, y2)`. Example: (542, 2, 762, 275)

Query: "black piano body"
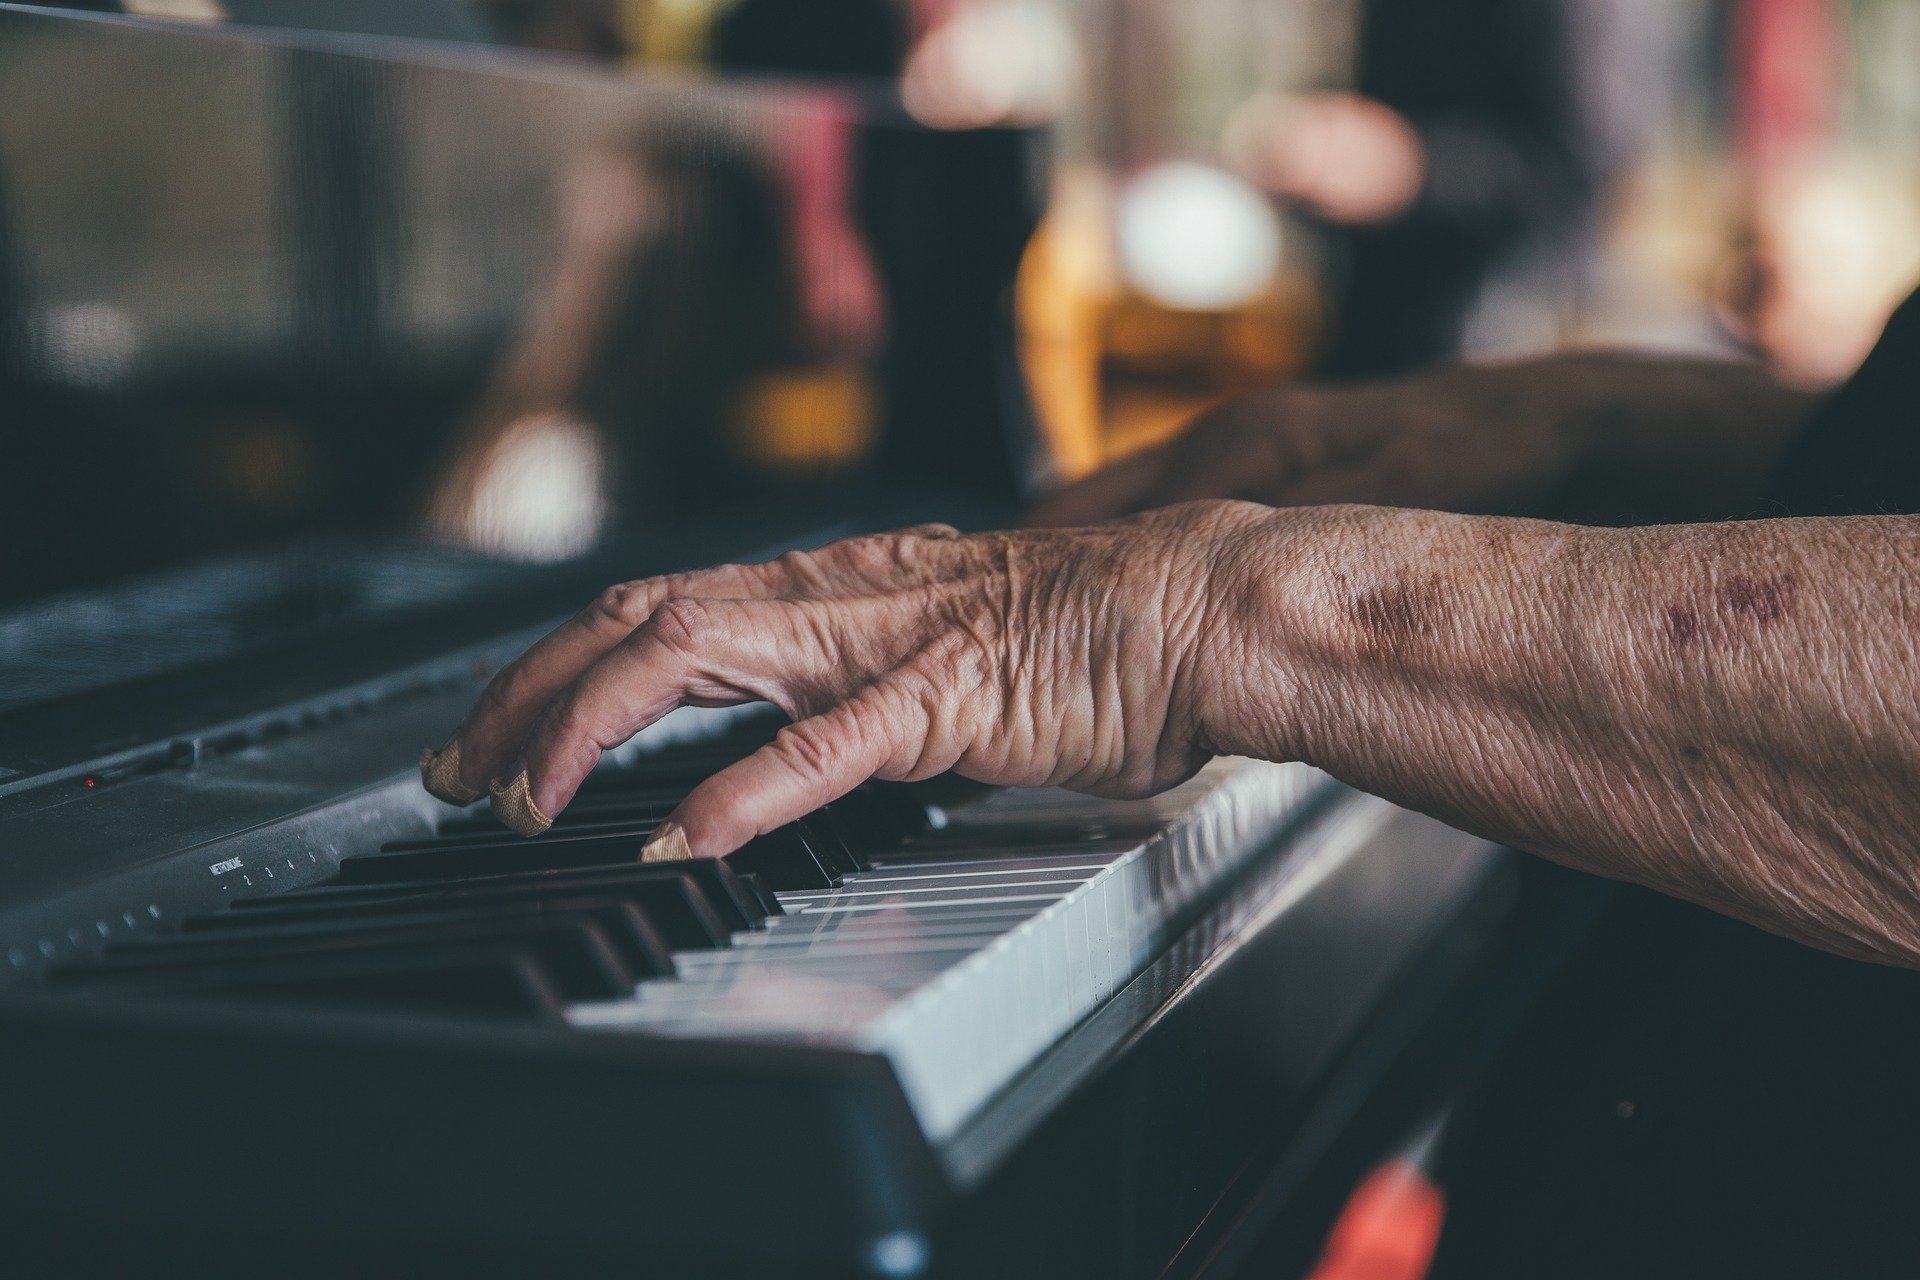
(0, 9, 1540, 1274)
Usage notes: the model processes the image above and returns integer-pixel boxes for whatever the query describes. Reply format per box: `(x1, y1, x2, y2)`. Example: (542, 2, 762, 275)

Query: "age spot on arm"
(1720, 575, 1797, 627)
(1659, 575, 1797, 655)
(1662, 603, 1700, 654)
(1344, 576, 1442, 649)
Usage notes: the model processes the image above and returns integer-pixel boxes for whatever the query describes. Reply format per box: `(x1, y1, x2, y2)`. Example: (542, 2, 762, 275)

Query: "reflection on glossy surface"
(900, 0, 1079, 131)
(447, 408, 608, 560)
(0, 5, 1042, 607)
(419, 106, 885, 554)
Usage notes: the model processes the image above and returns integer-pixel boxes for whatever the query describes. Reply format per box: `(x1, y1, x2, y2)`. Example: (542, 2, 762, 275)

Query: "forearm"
(1431, 353, 1818, 523)
(1211, 504, 1920, 965)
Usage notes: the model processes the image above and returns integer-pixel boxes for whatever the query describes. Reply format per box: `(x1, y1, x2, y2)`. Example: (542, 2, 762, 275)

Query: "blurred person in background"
(1226, 0, 1642, 380)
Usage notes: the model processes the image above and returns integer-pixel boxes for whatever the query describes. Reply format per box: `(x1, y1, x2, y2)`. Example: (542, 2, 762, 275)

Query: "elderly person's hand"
(427, 502, 1289, 858)
(1028, 356, 1816, 529)
(426, 492, 1920, 968)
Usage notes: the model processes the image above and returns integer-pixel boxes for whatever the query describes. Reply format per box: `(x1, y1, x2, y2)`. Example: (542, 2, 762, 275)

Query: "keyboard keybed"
(566, 762, 1323, 1138)
(35, 712, 1326, 1137)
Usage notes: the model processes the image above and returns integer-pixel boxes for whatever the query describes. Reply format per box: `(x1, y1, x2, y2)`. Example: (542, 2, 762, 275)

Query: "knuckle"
(588, 581, 655, 631)
(773, 549, 831, 592)
(829, 533, 893, 572)
(868, 680, 939, 780)
(883, 536, 937, 576)
(771, 719, 850, 779)
(647, 596, 717, 653)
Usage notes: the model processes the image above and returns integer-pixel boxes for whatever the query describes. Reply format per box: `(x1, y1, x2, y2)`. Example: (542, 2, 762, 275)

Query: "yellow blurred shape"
(1017, 166, 1318, 480)
(735, 366, 876, 470)
(627, 0, 722, 68)
(122, 0, 226, 19)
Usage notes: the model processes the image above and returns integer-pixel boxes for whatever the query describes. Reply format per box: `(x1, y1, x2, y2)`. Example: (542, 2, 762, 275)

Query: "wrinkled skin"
(433, 353, 1920, 969)
(441, 503, 1281, 858)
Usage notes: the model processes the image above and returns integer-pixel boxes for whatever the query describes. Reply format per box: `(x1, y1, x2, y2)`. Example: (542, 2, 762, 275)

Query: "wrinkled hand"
(430, 503, 1276, 858)
(1027, 369, 1583, 528)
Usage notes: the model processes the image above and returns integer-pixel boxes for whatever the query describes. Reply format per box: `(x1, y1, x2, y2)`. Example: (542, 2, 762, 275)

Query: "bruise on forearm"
(1234, 506, 1920, 966)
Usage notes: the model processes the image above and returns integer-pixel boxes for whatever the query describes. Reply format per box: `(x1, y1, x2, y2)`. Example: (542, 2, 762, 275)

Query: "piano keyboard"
(568, 761, 1319, 1139)
(18, 707, 1327, 1143)
(0, 681, 1505, 1276)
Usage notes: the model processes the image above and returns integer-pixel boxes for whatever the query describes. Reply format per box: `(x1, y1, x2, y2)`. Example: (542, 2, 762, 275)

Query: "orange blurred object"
(735, 366, 877, 470)
(1304, 1158, 1447, 1280)
(1015, 168, 1317, 481)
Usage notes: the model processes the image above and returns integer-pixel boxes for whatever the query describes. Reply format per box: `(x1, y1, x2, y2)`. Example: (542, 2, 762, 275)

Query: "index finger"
(427, 561, 783, 801)
(432, 526, 974, 802)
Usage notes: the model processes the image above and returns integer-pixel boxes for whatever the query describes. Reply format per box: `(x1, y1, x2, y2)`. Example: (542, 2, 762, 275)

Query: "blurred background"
(4, 7, 1916, 1267)
(5, 0, 1918, 571)
(876, 0, 1920, 475)
(108, 0, 1917, 473)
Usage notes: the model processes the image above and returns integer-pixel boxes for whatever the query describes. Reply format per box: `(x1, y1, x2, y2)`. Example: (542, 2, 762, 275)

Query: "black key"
(214, 876, 730, 951)
(339, 831, 648, 883)
(379, 817, 666, 853)
(797, 815, 863, 876)
(734, 872, 780, 918)
(432, 792, 683, 838)
(724, 826, 836, 891)
(279, 858, 770, 932)
(355, 822, 811, 925)
(57, 947, 565, 1023)
(431, 800, 864, 871)
(866, 782, 944, 837)
(909, 774, 996, 808)
(820, 786, 924, 850)
(224, 951, 565, 1022)
(182, 899, 670, 978)
(557, 780, 929, 850)
(80, 917, 637, 1002)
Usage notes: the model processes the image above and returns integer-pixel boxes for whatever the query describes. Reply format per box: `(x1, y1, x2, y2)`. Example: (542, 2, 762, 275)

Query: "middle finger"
(504, 592, 925, 828)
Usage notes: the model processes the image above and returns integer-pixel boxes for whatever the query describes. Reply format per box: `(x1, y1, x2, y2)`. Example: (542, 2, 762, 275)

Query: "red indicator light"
(1306, 1159, 1445, 1280)
(82, 776, 97, 789)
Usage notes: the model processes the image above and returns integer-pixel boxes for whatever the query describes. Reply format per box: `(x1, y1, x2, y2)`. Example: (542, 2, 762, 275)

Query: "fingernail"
(489, 769, 553, 837)
(641, 821, 693, 864)
(420, 739, 483, 805)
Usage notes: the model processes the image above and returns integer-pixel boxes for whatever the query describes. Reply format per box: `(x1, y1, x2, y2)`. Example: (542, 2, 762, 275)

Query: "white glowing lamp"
(1114, 160, 1282, 311)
